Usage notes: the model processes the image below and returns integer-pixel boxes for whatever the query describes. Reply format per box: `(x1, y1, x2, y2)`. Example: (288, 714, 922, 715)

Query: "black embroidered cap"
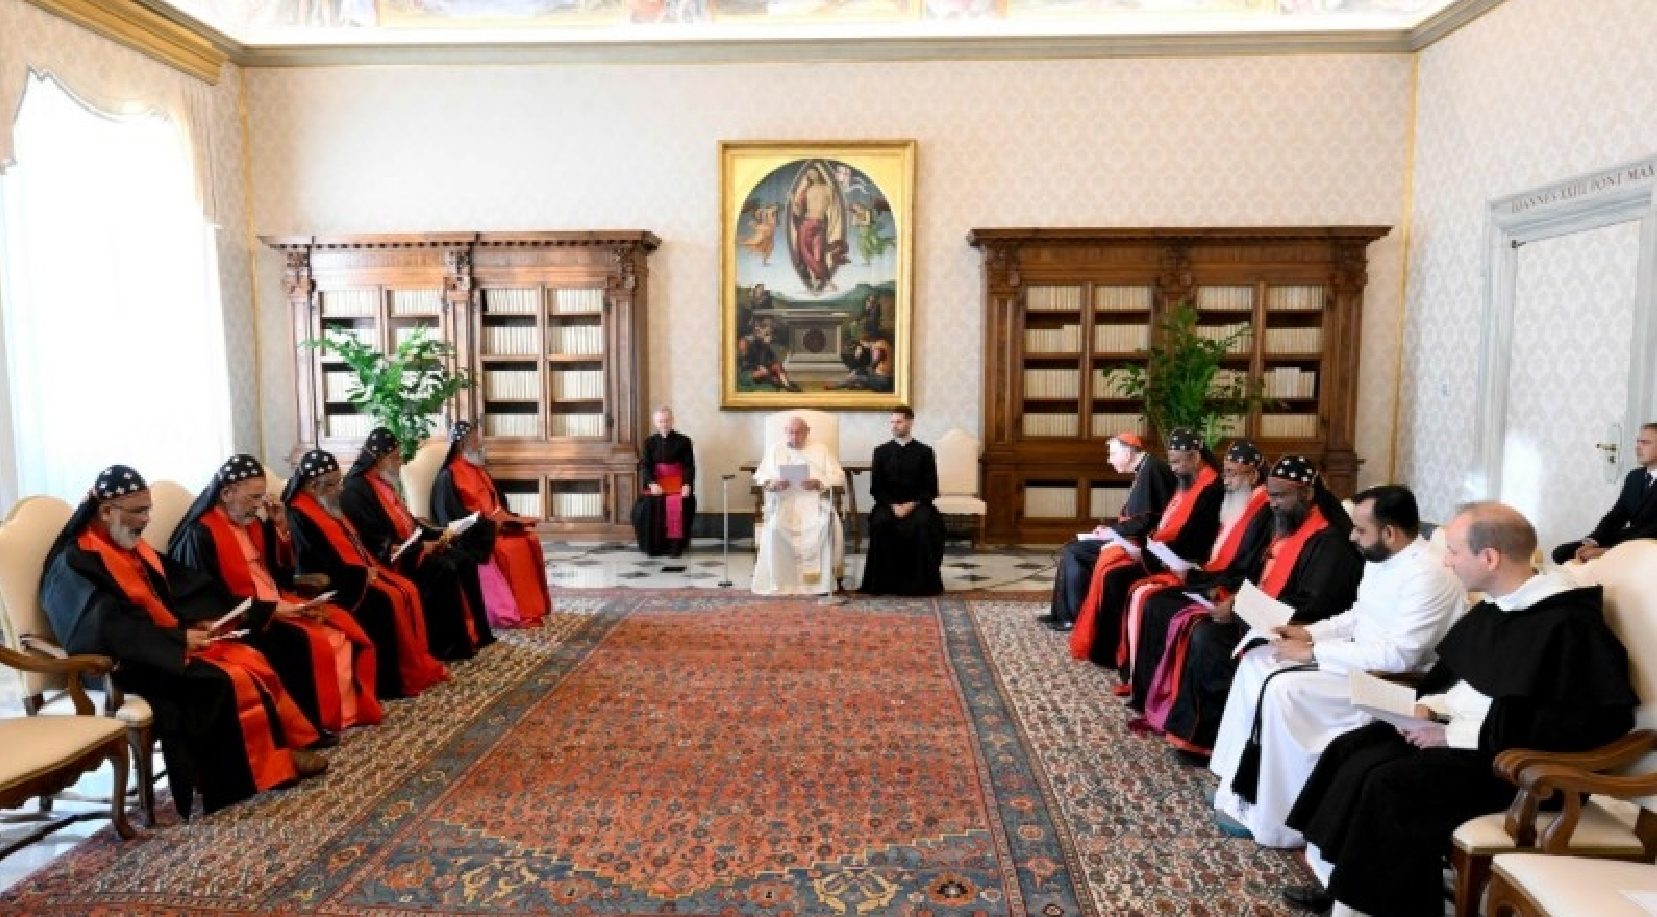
(1269, 454, 1318, 484)
(1225, 439, 1265, 468)
(216, 453, 265, 484)
(1167, 428, 1204, 452)
(92, 465, 147, 500)
(450, 420, 474, 443)
(364, 427, 399, 457)
(295, 449, 340, 481)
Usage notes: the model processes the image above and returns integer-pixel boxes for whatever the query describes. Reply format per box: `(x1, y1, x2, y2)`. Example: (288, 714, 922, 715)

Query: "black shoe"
(1043, 620, 1074, 632)
(308, 730, 340, 750)
(1034, 613, 1059, 624)
(1281, 885, 1333, 914)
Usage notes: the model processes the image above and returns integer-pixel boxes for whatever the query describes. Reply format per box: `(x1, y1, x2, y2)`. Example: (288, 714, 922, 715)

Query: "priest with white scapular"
(1209, 485, 1464, 848)
(752, 415, 845, 595)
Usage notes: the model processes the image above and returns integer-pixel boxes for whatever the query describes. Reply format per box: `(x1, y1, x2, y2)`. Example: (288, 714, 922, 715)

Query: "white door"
(1499, 219, 1642, 553)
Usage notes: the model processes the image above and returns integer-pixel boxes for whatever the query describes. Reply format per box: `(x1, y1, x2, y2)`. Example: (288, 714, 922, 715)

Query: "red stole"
(1205, 486, 1271, 574)
(77, 529, 312, 789)
(290, 493, 446, 695)
(1069, 469, 1216, 662)
(447, 458, 504, 516)
(1260, 506, 1328, 599)
(447, 457, 549, 628)
(198, 509, 383, 728)
(653, 462, 686, 539)
(368, 473, 477, 645)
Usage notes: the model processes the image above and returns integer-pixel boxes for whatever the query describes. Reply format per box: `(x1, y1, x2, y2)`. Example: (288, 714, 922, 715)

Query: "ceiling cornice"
(27, 0, 226, 82)
(119, 0, 1505, 71)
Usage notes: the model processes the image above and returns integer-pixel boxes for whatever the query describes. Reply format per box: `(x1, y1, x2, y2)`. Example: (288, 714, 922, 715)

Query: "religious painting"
(375, 0, 633, 27)
(721, 141, 915, 409)
(708, 0, 918, 23)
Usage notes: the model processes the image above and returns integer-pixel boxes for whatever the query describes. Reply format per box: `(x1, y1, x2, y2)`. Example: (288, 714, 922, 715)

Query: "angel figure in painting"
(739, 202, 780, 264)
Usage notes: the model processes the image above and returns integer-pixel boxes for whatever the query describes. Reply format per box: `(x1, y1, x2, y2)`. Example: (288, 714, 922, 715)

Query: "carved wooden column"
(1322, 238, 1369, 496)
(443, 245, 476, 427)
(279, 243, 319, 456)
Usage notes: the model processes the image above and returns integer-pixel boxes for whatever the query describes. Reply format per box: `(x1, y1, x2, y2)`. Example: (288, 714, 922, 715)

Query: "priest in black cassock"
(1040, 433, 1177, 632)
(1551, 421, 1657, 564)
(859, 406, 946, 596)
(631, 406, 697, 557)
(41, 466, 328, 818)
(1283, 502, 1636, 917)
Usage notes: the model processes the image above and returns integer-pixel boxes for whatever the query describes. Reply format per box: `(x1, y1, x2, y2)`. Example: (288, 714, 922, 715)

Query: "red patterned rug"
(1, 591, 1308, 915)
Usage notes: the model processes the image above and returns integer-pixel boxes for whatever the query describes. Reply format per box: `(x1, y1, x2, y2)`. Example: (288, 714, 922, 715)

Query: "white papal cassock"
(751, 440, 845, 595)
(1210, 536, 1465, 847)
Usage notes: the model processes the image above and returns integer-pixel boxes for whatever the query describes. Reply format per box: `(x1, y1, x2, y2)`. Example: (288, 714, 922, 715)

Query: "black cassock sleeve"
(165, 522, 276, 630)
(342, 476, 400, 562)
(1186, 509, 1275, 597)
(639, 435, 661, 488)
(286, 509, 372, 612)
(430, 467, 469, 526)
(44, 550, 190, 676)
(1115, 458, 1177, 539)
(1168, 481, 1225, 563)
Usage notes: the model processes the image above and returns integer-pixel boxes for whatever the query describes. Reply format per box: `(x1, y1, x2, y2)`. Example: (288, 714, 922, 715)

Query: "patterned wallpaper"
(0, 0, 259, 473)
(246, 54, 1411, 496)
(1400, 0, 1657, 523)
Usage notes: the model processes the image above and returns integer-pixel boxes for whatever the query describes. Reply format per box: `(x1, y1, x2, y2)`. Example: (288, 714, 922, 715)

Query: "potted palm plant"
(1113, 302, 1272, 446)
(304, 326, 473, 461)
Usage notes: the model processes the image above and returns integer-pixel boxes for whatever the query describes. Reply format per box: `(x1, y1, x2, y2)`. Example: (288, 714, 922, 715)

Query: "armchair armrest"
(1514, 761, 1657, 854)
(0, 645, 114, 715)
(19, 633, 68, 659)
(1495, 731, 1657, 784)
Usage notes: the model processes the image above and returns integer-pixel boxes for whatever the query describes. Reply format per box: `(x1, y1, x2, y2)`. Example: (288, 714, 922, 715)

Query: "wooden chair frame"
(1449, 729, 1657, 916)
(0, 644, 136, 860)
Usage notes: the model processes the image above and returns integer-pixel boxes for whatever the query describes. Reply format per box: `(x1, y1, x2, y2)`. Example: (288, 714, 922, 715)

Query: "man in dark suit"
(1552, 423, 1657, 564)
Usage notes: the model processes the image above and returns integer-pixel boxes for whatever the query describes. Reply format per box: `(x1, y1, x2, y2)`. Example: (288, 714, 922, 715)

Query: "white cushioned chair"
(1448, 538, 1657, 916)
(1486, 853, 1657, 916)
(0, 496, 159, 827)
(141, 479, 195, 553)
(400, 440, 448, 522)
(752, 410, 845, 556)
(932, 428, 986, 548)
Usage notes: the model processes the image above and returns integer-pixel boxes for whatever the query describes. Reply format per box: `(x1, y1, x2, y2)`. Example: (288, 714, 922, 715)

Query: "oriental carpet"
(0, 592, 1309, 915)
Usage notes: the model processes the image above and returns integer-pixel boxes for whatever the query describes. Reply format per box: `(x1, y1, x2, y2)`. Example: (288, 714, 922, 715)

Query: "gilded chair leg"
(129, 725, 156, 827)
(1449, 847, 1491, 917)
(106, 740, 136, 840)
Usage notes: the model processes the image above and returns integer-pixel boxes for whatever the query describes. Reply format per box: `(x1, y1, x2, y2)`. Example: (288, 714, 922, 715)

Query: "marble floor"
(0, 540, 1060, 892)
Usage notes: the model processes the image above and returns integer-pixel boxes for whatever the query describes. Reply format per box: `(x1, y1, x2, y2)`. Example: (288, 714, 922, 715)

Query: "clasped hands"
(766, 478, 822, 492)
(648, 484, 693, 497)
(1574, 538, 1607, 563)
(1268, 623, 1315, 663)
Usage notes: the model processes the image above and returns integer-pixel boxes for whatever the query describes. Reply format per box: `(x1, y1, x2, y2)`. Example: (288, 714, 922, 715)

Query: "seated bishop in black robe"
(1286, 516, 1636, 917)
(859, 435, 946, 596)
(631, 426, 697, 558)
(1044, 434, 1178, 628)
(42, 465, 325, 818)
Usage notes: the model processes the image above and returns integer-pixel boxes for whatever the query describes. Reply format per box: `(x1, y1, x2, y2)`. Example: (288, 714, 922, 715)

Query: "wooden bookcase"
(968, 227, 1389, 545)
(266, 231, 659, 538)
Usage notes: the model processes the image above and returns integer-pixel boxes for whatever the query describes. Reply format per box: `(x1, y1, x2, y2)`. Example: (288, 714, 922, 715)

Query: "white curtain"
(0, 71, 231, 503)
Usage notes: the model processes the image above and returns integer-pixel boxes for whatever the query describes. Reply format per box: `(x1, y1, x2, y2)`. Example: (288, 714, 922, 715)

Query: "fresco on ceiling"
(166, 0, 1447, 29)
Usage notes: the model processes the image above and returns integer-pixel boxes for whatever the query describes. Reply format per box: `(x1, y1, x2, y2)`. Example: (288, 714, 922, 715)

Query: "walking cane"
(718, 473, 734, 588)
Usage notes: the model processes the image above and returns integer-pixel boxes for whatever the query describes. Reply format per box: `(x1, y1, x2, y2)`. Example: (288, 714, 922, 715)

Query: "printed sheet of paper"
(1233, 580, 1294, 634)
(390, 529, 423, 562)
(446, 511, 481, 536)
(1349, 670, 1437, 730)
(1146, 539, 1193, 574)
(210, 598, 252, 634)
(776, 463, 809, 487)
(300, 590, 338, 610)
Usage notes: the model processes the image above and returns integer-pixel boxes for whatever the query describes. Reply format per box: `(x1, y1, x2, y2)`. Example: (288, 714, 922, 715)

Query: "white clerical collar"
(1128, 453, 1145, 474)
(893, 436, 913, 446)
(1491, 569, 1575, 612)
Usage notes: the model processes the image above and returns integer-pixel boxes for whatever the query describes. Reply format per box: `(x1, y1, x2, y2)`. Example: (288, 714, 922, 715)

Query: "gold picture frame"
(720, 140, 915, 410)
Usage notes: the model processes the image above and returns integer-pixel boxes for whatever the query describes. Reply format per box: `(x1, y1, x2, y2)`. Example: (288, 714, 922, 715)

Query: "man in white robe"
(752, 416, 845, 595)
(1209, 485, 1464, 847)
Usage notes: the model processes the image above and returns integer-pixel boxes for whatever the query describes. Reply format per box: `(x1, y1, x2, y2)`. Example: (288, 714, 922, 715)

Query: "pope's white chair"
(933, 428, 987, 548)
(0, 496, 158, 826)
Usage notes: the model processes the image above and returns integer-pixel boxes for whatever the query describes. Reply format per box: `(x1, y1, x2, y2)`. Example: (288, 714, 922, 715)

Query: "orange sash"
(367, 474, 418, 543)
(448, 458, 504, 516)
(1150, 466, 1218, 544)
(77, 528, 309, 788)
(1260, 506, 1328, 599)
(1205, 486, 1271, 574)
(290, 493, 446, 694)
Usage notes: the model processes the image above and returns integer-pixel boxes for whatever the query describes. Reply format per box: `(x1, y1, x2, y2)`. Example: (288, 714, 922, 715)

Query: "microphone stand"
(717, 473, 735, 588)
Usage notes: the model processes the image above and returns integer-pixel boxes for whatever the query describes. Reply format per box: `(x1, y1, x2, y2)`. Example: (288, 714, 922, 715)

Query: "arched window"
(0, 71, 231, 505)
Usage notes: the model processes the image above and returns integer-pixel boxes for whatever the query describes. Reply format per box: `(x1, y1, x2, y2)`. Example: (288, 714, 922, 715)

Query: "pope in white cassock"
(1209, 486, 1465, 847)
(752, 417, 845, 595)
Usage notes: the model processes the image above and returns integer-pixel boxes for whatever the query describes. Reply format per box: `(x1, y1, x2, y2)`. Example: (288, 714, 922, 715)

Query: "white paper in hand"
(205, 628, 249, 643)
(210, 598, 252, 634)
(390, 529, 423, 562)
(1349, 670, 1436, 730)
(300, 590, 338, 610)
(776, 463, 809, 487)
(1233, 580, 1295, 634)
(446, 511, 481, 536)
(1146, 539, 1193, 574)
